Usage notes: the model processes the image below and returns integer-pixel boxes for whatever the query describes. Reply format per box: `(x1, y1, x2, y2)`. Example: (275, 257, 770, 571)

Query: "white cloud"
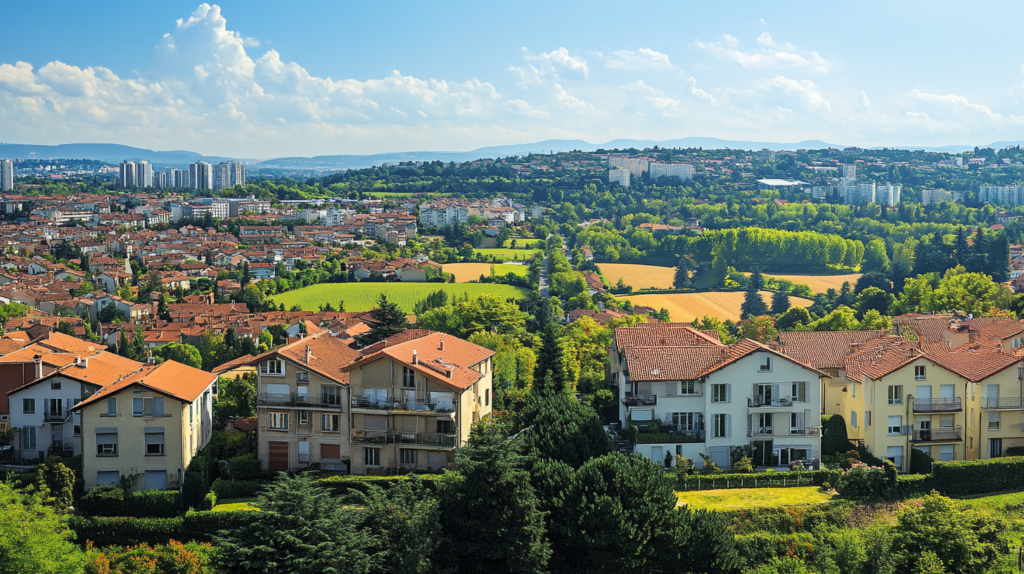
(523, 47, 588, 79)
(604, 48, 674, 72)
(694, 33, 832, 74)
(553, 83, 593, 111)
(686, 77, 715, 103)
(859, 91, 870, 107)
(756, 76, 831, 111)
(907, 89, 1022, 122)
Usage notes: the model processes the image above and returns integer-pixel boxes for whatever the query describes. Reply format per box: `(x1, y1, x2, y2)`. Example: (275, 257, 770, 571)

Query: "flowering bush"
(84, 540, 217, 574)
(835, 462, 890, 499)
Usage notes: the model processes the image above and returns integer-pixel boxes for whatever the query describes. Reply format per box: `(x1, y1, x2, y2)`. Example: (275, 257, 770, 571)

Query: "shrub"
(699, 454, 723, 475)
(211, 478, 263, 500)
(735, 532, 815, 568)
(673, 456, 695, 476)
(835, 463, 892, 500)
(732, 456, 754, 473)
(79, 485, 125, 516)
(726, 502, 854, 536)
(895, 474, 937, 498)
(930, 456, 1024, 495)
(182, 509, 259, 540)
(820, 414, 850, 455)
(229, 454, 265, 481)
(79, 486, 179, 517)
(316, 474, 442, 496)
(71, 511, 258, 547)
(84, 540, 218, 574)
(910, 447, 934, 474)
(202, 491, 217, 511)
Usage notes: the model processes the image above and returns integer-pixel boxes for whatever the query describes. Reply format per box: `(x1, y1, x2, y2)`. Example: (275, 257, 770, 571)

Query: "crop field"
(270, 283, 529, 312)
(471, 248, 542, 260)
(443, 263, 529, 283)
(676, 487, 833, 511)
(598, 264, 676, 290)
(618, 291, 813, 323)
(745, 272, 862, 294)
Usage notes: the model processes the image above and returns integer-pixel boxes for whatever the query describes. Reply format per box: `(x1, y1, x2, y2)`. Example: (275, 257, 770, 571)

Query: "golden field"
(443, 263, 528, 283)
(598, 264, 676, 290)
(619, 291, 813, 323)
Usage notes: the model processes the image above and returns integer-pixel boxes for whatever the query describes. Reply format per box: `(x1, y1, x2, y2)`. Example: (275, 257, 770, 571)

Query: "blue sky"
(2, 1, 1024, 157)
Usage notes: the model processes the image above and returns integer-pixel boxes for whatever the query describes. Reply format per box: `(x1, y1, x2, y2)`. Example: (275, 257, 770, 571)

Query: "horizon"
(3, 1, 1024, 157)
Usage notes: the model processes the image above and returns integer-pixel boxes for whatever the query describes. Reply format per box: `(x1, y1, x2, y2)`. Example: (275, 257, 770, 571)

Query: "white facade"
(120, 161, 137, 189)
(979, 185, 1024, 207)
(609, 156, 649, 179)
(214, 161, 246, 190)
(842, 164, 856, 179)
(172, 169, 191, 189)
(136, 161, 153, 188)
(649, 163, 693, 181)
(0, 159, 13, 191)
(876, 183, 902, 206)
(922, 189, 963, 206)
(840, 181, 876, 206)
(609, 168, 630, 188)
(190, 161, 213, 191)
(9, 371, 93, 461)
(419, 205, 469, 227)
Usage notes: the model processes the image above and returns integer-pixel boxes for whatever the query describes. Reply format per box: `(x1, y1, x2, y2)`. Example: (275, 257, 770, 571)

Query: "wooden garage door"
(268, 441, 289, 471)
(321, 443, 340, 460)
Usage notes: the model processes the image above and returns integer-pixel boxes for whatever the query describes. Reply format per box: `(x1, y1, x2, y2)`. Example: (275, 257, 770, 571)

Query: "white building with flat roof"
(649, 163, 693, 181)
(0, 159, 13, 191)
(609, 168, 630, 188)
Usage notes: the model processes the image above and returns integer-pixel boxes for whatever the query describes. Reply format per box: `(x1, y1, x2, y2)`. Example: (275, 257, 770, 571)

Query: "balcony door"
(916, 385, 931, 402)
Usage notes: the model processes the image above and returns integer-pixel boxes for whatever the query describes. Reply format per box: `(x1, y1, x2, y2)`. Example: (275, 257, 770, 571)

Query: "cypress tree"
(673, 256, 692, 289)
(770, 290, 791, 315)
(740, 271, 768, 319)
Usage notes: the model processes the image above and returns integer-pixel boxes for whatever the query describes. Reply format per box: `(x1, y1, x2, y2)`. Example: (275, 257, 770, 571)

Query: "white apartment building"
(609, 156, 649, 179)
(609, 168, 630, 188)
(419, 204, 470, 227)
(0, 159, 14, 192)
(840, 181, 876, 205)
(190, 161, 213, 191)
(978, 186, 1024, 207)
(136, 161, 153, 188)
(842, 164, 856, 179)
(922, 189, 963, 206)
(612, 324, 823, 470)
(323, 208, 354, 226)
(120, 161, 138, 189)
(214, 161, 246, 190)
(649, 163, 693, 181)
(876, 183, 902, 206)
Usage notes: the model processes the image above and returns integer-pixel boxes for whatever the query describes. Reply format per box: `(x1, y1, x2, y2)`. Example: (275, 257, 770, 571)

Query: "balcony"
(636, 429, 704, 444)
(982, 397, 1024, 410)
(623, 393, 656, 407)
(258, 393, 343, 408)
(43, 406, 67, 422)
(913, 398, 962, 413)
(351, 395, 455, 414)
(747, 397, 795, 408)
(351, 429, 459, 448)
(911, 426, 962, 443)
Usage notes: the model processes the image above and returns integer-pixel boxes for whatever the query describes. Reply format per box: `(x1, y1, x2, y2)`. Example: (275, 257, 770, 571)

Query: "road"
(539, 256, 550, 298)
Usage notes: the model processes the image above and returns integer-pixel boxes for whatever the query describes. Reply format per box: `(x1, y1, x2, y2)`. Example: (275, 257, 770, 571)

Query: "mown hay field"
(443, 263, 529, 283)
(618, 291, 813, 323)
(270, 283, 528, 313)
(598, 264, 676, 290)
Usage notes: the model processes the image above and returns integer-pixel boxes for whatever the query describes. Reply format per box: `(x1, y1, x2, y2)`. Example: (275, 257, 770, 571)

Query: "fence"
(676, 470, 831, 492)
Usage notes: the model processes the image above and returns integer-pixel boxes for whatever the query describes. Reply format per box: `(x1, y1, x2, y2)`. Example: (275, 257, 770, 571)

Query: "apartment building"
(72, 359, 217, 490)
(612, 323, 824, 470)
(649, 162, 693, 181)
(252, 331, 360, 472)
(609, 168, 630, 188)
(344, 330, 494, 475)
(608, 155, 649, 179)
(1, 159, 13, 192)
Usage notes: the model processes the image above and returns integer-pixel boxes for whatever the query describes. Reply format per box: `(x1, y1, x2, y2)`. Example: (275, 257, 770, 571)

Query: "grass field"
(744, 272, 862, 294)
(618, 291, 813, 323)
(213, 498, 260, 512)
(471, 248, 542, 260)
(676, 487, 833, 511)
(502, 238, 543, 248)
(598, 264, 676, 290)
(270, 283, 529, 312)
(443, 263, 529, 283)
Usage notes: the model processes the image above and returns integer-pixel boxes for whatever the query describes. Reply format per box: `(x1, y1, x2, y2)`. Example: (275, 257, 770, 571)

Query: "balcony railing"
(982, 397, 1024, 409)
(747, 397, 794, 408)
(43, 405, 67, 422)
(623, 393, 656, 407)
(636, 430, 704, 444)
(911, 426, 962, 443)
(351, 395, 455, 413)
(258, 393, 343, 408)
(351, 429, 458, 448)
(913, 397, 962, 413)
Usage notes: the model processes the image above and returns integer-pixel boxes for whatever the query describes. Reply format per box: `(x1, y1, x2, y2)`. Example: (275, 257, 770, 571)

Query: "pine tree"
(673, 256, 692, 289)
(354, 294, 409, 347)
(968, 231, 990, 274)
(740, 271, 768, 319)
(771, 290, 791, 314)
(953, 227, 968, 267)
(241, 262, 251, 285)
(990, 233, 1011, 281)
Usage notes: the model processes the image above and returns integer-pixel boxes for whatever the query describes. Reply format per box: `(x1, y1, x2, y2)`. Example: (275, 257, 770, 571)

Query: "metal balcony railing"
(623, 393, 656, 406)
(911, 426, 962, 442)
(351, 396, 455, 413)
(982, 397, 1024, 409)
(43, 405, 66, 422)
(258, 393, 343, 408)
(913, 397, 962, 413)
(747, 397, 794, 408)
(635, 430, 704, 444)
(351, 429, 459, 448)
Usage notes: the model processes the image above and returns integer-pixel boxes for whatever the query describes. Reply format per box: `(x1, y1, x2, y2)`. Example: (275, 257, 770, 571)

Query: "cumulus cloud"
(553, 83, 593, 111)
(907, 89, 1023, 122)
(604, 48, 674, 72)
(523, 47, 589, 79)
(757, 76, 831, 111)
(694, 32, 832, 74)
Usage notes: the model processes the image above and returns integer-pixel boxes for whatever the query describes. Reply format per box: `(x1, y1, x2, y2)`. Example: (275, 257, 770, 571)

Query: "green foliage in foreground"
(0, 483, 84, 574)
(269, 282, 528, 312)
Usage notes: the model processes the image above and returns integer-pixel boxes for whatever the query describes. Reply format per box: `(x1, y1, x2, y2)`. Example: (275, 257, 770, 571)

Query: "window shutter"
(726, 414, 732, 438)
(747, 414, 752, 437)
(154, 397, 164, 417)
(794, 411, 801, 429)
(283, 413, 289, 429)
(725, 384, 731, 403)
(804, 409, 812, 431)
(133, 398, 143, 415)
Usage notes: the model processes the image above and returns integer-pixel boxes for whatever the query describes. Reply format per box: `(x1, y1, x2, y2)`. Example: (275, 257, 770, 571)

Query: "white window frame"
(22, 398, 35, 415)
(402, 366, 416, 388)
(146, 433, 165, 456)
(261, 360, 284, 376)
(268, 411, 288, 430)
(888, 385, 902, 405)
(321, 413, 340, 432)
(759, 355, 773, 372)
(713, 413, 727, 438)
(888, 416, 902, 435)
(988, 411, 1001, 430)
(711, 384, 728, 403)
(364, 447, 381, 467)
(400, 449, 417, 466)
(915, 365, 926, 380)
(679, 380, 697, 395)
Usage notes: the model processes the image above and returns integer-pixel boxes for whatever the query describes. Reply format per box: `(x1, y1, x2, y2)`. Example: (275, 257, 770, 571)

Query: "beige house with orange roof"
(344, 330, 494, 475)
(72, 359, 217, 490)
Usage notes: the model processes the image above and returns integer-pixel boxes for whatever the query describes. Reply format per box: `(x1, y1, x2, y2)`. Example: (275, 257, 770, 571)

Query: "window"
(971, 408, 975, 430)
(51, 380, 61, 390)
(297, 371, 309, 381)
(915, 366, 926, 380)
(679, 380, 697, 395)
(485, 389, 490, 407)
(711, 384, 728, 403)
(261, 360, 283, 375)
(888, 416, 902, 435)
(145, 430, 165, 455)
(792, 382, 807, 402)
(321, 386, 340, 406)
(22, 398, 35, 415)
(790, 412, 800, 429)
(298, 410, 310, 424)
(106, 398, 116, 416)
(268, 412, 288, 430)
(850, 411, 858, 428)
(852, 384, 857, 398)
(757, 413, 773, 431)
(402, 367, 415, 388)
(298, 441, 310, 462)
(437, 419, 455, 434)
(672, 412, 700, 432)
(989, 412, 1001, 430)
(759, 356, 773, 372)
(939, 415, 954, 428)
(713, 414, 727, 438)
(400, 449, 417, 466)
(321, 414, 340, 432)
(888, 385, 902, 405)
(865, 411, 871, 427)
(364, 447, 380, 467)
(756, 384, 773, 405)
(97, 471, 120, 486)
(96, 430, 117, 456)
(939, 444, 954, 462)
(48, 398, 62, 418)
(132, 397, 164, 417)
(22, 427, 36, 450)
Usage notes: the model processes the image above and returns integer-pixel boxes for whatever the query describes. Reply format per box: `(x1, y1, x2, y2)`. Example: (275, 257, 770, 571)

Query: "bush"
(203, 491, 217, 511)
(735, 532, 815, 568)
(895, 474, 937, 498)
(732, 456, 754, 473)
(834, 463, 895, 500)
(820, 414, 850, 455)
(229, 454, 265, 481)
(930, 456, 1024, 495)
(182, 470, 207, 509)
(71, 511, 259, 547)
(84, 540, 218, 574)
(909, 447, 934, 474)
(79, 486, 179, 517)
(182, 509, 259, 540)
(211, 478, 264, 500)
(79, 485, 124, 516)
(316, 473, 442, 496)
(726, 502, 854, 536)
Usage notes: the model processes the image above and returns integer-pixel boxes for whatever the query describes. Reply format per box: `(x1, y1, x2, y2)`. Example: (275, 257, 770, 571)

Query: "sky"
(2, 1, 1024, 158)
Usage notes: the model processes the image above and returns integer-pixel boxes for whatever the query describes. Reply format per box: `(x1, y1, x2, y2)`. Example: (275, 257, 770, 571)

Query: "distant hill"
(0, 138, 1011, 171)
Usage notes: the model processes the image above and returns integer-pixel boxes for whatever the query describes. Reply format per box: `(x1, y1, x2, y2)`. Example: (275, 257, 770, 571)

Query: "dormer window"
(759, 356, 773, 372)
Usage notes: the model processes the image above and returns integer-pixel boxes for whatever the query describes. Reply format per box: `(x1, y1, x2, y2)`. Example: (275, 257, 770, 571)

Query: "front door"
(990, 438, 1003, 458)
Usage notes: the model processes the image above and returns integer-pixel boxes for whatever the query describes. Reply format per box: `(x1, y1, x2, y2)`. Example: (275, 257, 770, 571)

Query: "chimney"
(438, 338, 445, 351)
(147, 352, 155, 366)
(33, 354, 42, 380)
(850, 342, 860, 353)
(413, 349, 418, 365)
(305, 345, 313, 364)
(82, 356, 88, 368)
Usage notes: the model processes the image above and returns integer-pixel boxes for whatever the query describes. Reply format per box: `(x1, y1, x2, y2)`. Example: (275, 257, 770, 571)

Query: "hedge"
(211, 478, 264, 499)
(70, 510, 258, 547)
(79, 486, 181, 518)
(317, 474, 443, 495)
(675, 470, 834, 491)
(929, 456, 1024, 495)
(229, 454, 266, 481)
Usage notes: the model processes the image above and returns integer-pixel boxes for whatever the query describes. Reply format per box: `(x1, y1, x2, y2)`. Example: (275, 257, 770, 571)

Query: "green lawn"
(675, 487, 834, 511)
(471, 248, 542, 260)
(490, 264, 529, 276)
(270, 283, 529, 312)
(213, 497, 260, 512)
(502, 238, 543, 248)
(956, 490, 1024, 510)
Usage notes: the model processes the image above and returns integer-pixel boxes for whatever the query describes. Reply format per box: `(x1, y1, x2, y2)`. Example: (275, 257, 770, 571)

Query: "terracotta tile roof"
(72, 360, 217, 410)
(0, 346, 79, 368)
(843, 337, 923, 382)
(776, 330, 889, 370)
(248, 332, 360, 384)
(8, 351, 143, 395)
(622, 336, 823, 382)
(35, 331, 106, 355)
(345, 331, 494, 390)
(613, 323, 725, 351)
(927, 344, 1021, 383)
(211, 354, 257, 374)
(358, 329, 433, 355)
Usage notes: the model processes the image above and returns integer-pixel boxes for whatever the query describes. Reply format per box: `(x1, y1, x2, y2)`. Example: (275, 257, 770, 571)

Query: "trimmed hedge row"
(317, 474, 443, 495)
(211, 478, 264, 500)
(79, 486, 181, 518)
(70, 510, 258, 547)
(675, 470, 833, 491)
(892, 456, 1024, 499)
